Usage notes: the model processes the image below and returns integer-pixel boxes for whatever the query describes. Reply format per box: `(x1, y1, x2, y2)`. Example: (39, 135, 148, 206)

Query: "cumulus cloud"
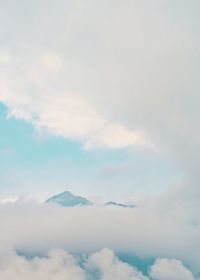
(149, 258, 196, 280)
(87, 248, 148, 280)
(0, 248, 196, 280)
(0, 249, 85, 280)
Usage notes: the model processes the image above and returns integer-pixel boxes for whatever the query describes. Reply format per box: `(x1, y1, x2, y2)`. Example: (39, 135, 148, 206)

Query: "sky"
(0, 0, 200, 279)
(0, 0, 188, 201)
(0, 102, 181, 201)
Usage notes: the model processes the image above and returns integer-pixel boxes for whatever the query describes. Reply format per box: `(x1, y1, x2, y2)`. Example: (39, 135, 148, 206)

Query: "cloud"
(0, 198, 198, 275)
(39, 50, 63, 73)
(0, 0, 199, 171)
(0, 0, 199, 170)
(0, 48, 149, 150)
(0, 48, 11, 65)
(0, 196, 18, 204)
(0, 248, 196, 280)
(0, 249, 85, 280)
(87, 248, 148, 280)
(0, 1, 199, 278)
(101, 164, 129, 178)
(149, 258, 196, 280)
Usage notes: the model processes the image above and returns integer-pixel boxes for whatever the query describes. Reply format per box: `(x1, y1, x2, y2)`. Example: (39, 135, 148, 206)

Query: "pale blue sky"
(0, 103, 182, 201)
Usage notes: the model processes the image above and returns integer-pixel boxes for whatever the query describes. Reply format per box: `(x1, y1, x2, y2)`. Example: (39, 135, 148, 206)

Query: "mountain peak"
(45, 191, 92, 207)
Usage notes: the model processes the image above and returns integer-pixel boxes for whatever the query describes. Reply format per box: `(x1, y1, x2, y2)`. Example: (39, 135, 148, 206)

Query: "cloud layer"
(0, 248, 196, 280)
(0, 195, 199, 275)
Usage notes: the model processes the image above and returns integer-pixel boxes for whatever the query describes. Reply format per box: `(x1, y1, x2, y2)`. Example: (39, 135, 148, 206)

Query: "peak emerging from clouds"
(45, 191, 135, 208)
(0, 190, 199, 277)
(45, 191, 92, 207)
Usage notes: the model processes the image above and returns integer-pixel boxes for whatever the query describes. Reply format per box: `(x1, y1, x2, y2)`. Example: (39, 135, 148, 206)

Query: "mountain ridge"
(45, 191, 135, 208)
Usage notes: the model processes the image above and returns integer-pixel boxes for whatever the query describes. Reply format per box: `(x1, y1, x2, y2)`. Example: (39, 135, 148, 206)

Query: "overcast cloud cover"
(0, 0, 199, 279)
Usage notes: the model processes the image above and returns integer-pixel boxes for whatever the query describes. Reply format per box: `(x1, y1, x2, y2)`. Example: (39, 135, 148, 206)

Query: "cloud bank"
(0, 248, 196, 280)
(0, 195, 199, 276)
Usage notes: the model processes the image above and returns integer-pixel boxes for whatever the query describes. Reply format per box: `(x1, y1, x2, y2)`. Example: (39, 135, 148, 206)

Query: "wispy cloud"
(0, 48, 149, 150)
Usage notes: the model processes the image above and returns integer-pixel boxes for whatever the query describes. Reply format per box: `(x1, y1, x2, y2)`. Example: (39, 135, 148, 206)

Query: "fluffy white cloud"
(149, 258, 196, 280)
(0, 248, 196, 280)
(87, 248, 148, 280)
(0, 250, 85, 280)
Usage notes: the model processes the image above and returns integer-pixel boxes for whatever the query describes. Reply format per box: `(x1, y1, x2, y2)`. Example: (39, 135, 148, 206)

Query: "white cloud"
(0, 1, 199, 278)
(0, 198, 198, 274)
(0, 0, 198, 173)
(149, 258, 196, 280)
(87, 248, 148, 280)
(0, 0, 199, 162)
(0, 49, 149, 150)
(39, 50, 63, 73)
(0, 48, 11, 65)
(0, 196, 18, 204)
(0, 250, 85, 280)
(0, 248, 197, 280)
